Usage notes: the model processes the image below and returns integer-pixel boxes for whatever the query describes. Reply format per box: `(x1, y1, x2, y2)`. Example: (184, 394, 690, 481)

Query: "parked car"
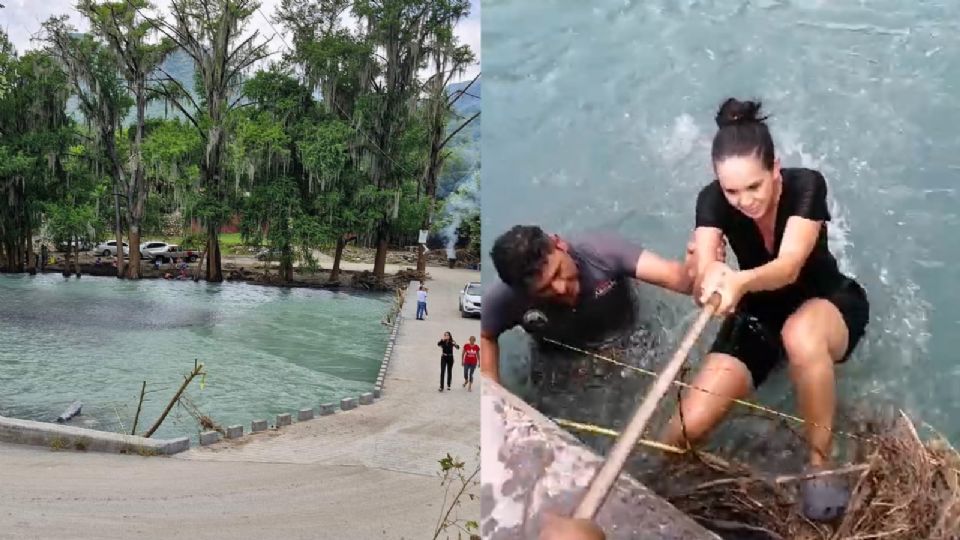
(94, 240, 129, 257)
(255, 247, 282, 261)
(140, 241, 199, 263)
(458, 281, 482, 318)
(56, 239, 93, 252)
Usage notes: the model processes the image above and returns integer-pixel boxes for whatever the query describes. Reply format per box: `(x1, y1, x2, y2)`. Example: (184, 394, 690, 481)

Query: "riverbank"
(16, 247, 462, 293)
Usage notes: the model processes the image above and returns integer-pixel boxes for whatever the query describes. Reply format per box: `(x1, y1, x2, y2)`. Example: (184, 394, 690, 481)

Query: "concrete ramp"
(481, 375, 719, 539)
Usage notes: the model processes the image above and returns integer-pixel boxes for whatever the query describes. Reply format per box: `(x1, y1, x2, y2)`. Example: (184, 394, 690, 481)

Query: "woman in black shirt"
(437, 331, 460, 392)
(659, 98, 869, 522)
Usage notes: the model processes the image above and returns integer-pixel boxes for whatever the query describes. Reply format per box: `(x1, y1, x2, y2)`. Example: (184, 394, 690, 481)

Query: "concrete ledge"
(276, 413, 292, 427)
(359, 392, 374, 405)
(0, 414, 190, 455)
(199, 431, 220, 446)
(340, 397, 358, 411)
(251, 419, 268, 433)
(297, 408, 314, 421)
(373, 387, 382, 398)
(226, 425, 243, 439)
(319, 403, 336, 416)
(481, 377, 719, 540)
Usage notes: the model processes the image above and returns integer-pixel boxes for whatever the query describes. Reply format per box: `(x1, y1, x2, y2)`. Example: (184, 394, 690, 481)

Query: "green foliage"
(433, 450, 480, 540)
(240, 175, 329, 275)
(180, 231, 205, 250)
(142, 119, 201, 176)
(44, 200, 96, 245)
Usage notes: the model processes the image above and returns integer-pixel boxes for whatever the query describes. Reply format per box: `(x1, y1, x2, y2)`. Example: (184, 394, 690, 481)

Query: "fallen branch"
(143, 360, 205, 438)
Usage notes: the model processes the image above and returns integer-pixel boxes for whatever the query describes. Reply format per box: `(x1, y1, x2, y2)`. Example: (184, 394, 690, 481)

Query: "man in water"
(480, 225, 717, 384)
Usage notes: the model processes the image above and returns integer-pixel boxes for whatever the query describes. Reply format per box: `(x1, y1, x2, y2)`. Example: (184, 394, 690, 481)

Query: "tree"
(78, 0, 175, 278)
(346, 0, 471, 280)
(299, 117, 378, 281)
(413, 0, 474, 273)
(142, 0, 271, 282)
(0, 39, 72, 274)
(43, 16, 132, 278)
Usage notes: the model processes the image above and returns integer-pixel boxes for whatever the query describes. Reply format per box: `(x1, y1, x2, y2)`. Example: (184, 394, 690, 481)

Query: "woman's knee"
(782, 317, 829, 367)
(664, 354, 752, 444)
(782, 302, 846, 366)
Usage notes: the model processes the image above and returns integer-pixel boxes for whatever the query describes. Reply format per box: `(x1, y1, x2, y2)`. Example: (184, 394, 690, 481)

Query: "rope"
(541, 337, 872, 444)
(553, 418, 686, 455)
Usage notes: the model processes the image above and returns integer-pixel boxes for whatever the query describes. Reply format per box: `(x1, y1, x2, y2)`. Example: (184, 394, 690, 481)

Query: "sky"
(0, 0, 480, 82)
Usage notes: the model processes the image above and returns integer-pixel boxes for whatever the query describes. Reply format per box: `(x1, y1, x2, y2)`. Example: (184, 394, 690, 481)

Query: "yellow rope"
(542, 337, 871, 443)
(552, 418, 687, 454)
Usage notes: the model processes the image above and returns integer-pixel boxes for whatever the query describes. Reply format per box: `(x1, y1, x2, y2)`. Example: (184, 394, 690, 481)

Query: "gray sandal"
(800, 465, 850, 522)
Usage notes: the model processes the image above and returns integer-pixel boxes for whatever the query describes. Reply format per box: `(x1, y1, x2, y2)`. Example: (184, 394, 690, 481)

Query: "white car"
(94, 240, 129, 257)
(458, 281, 482, 318)
(140, 241, 169, 260)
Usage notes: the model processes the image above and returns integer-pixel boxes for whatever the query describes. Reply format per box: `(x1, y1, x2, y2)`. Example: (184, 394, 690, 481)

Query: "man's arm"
(633, 250, 694, 295)
(480, 333, 500, 383)
(593, 232, 694, 295)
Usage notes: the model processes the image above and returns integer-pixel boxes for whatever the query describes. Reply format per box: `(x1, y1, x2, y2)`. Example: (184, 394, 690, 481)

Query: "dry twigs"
(651, 413, 960, 540)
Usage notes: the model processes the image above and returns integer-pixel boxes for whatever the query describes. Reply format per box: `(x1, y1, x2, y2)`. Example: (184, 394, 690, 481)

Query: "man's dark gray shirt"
(481, 232, 644, 345)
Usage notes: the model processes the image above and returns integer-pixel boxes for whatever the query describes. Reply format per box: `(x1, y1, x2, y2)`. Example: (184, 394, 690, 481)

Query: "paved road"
(0, 266, 481, 540)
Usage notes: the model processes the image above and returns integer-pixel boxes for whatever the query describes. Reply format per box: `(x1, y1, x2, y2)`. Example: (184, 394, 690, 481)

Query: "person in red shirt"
(461, 336, 480, 391)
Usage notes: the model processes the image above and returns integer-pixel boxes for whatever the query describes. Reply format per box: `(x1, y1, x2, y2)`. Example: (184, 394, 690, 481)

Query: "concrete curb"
(200, 431, 220, 446)
(0, 415, 191, 455)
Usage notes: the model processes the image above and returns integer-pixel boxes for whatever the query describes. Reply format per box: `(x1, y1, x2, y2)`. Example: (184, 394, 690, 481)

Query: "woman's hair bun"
(715, 98, 767, 128)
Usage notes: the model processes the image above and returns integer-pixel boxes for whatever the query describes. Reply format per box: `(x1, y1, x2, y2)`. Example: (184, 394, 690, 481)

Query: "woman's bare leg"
(780, 299, 849, 467)
(659, 353, 753, 449)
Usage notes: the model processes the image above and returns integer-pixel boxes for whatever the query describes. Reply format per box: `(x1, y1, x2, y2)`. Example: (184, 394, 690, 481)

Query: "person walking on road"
(461, 336, 480, 391)
(437, 331, 460, 391)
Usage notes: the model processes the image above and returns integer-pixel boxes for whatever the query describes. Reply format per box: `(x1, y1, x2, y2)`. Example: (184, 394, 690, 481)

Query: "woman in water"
(437, 331, 460, 392)
(660, 98, 870, 522)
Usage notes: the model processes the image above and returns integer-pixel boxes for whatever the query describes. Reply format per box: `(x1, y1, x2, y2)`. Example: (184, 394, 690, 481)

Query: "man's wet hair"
(491, 225, 553, 291)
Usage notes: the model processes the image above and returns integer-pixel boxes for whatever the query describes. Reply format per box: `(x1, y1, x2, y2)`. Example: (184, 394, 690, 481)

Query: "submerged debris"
(638, 413, 960, 540)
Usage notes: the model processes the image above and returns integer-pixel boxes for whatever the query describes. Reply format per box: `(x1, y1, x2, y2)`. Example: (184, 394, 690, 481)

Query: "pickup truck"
(140, 241, 200, 263)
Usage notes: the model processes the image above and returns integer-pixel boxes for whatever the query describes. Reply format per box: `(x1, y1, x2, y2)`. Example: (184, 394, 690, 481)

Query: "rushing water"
(483, 0, 960, 448)
(0, 274, 390, 442)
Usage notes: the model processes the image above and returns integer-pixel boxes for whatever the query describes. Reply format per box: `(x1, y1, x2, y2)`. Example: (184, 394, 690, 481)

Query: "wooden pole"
(131, 380, 146, 435)
(573, 295, 720, 519)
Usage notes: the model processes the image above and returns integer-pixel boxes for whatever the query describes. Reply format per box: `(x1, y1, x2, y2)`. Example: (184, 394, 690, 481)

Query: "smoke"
(440, 171, 480, 259)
